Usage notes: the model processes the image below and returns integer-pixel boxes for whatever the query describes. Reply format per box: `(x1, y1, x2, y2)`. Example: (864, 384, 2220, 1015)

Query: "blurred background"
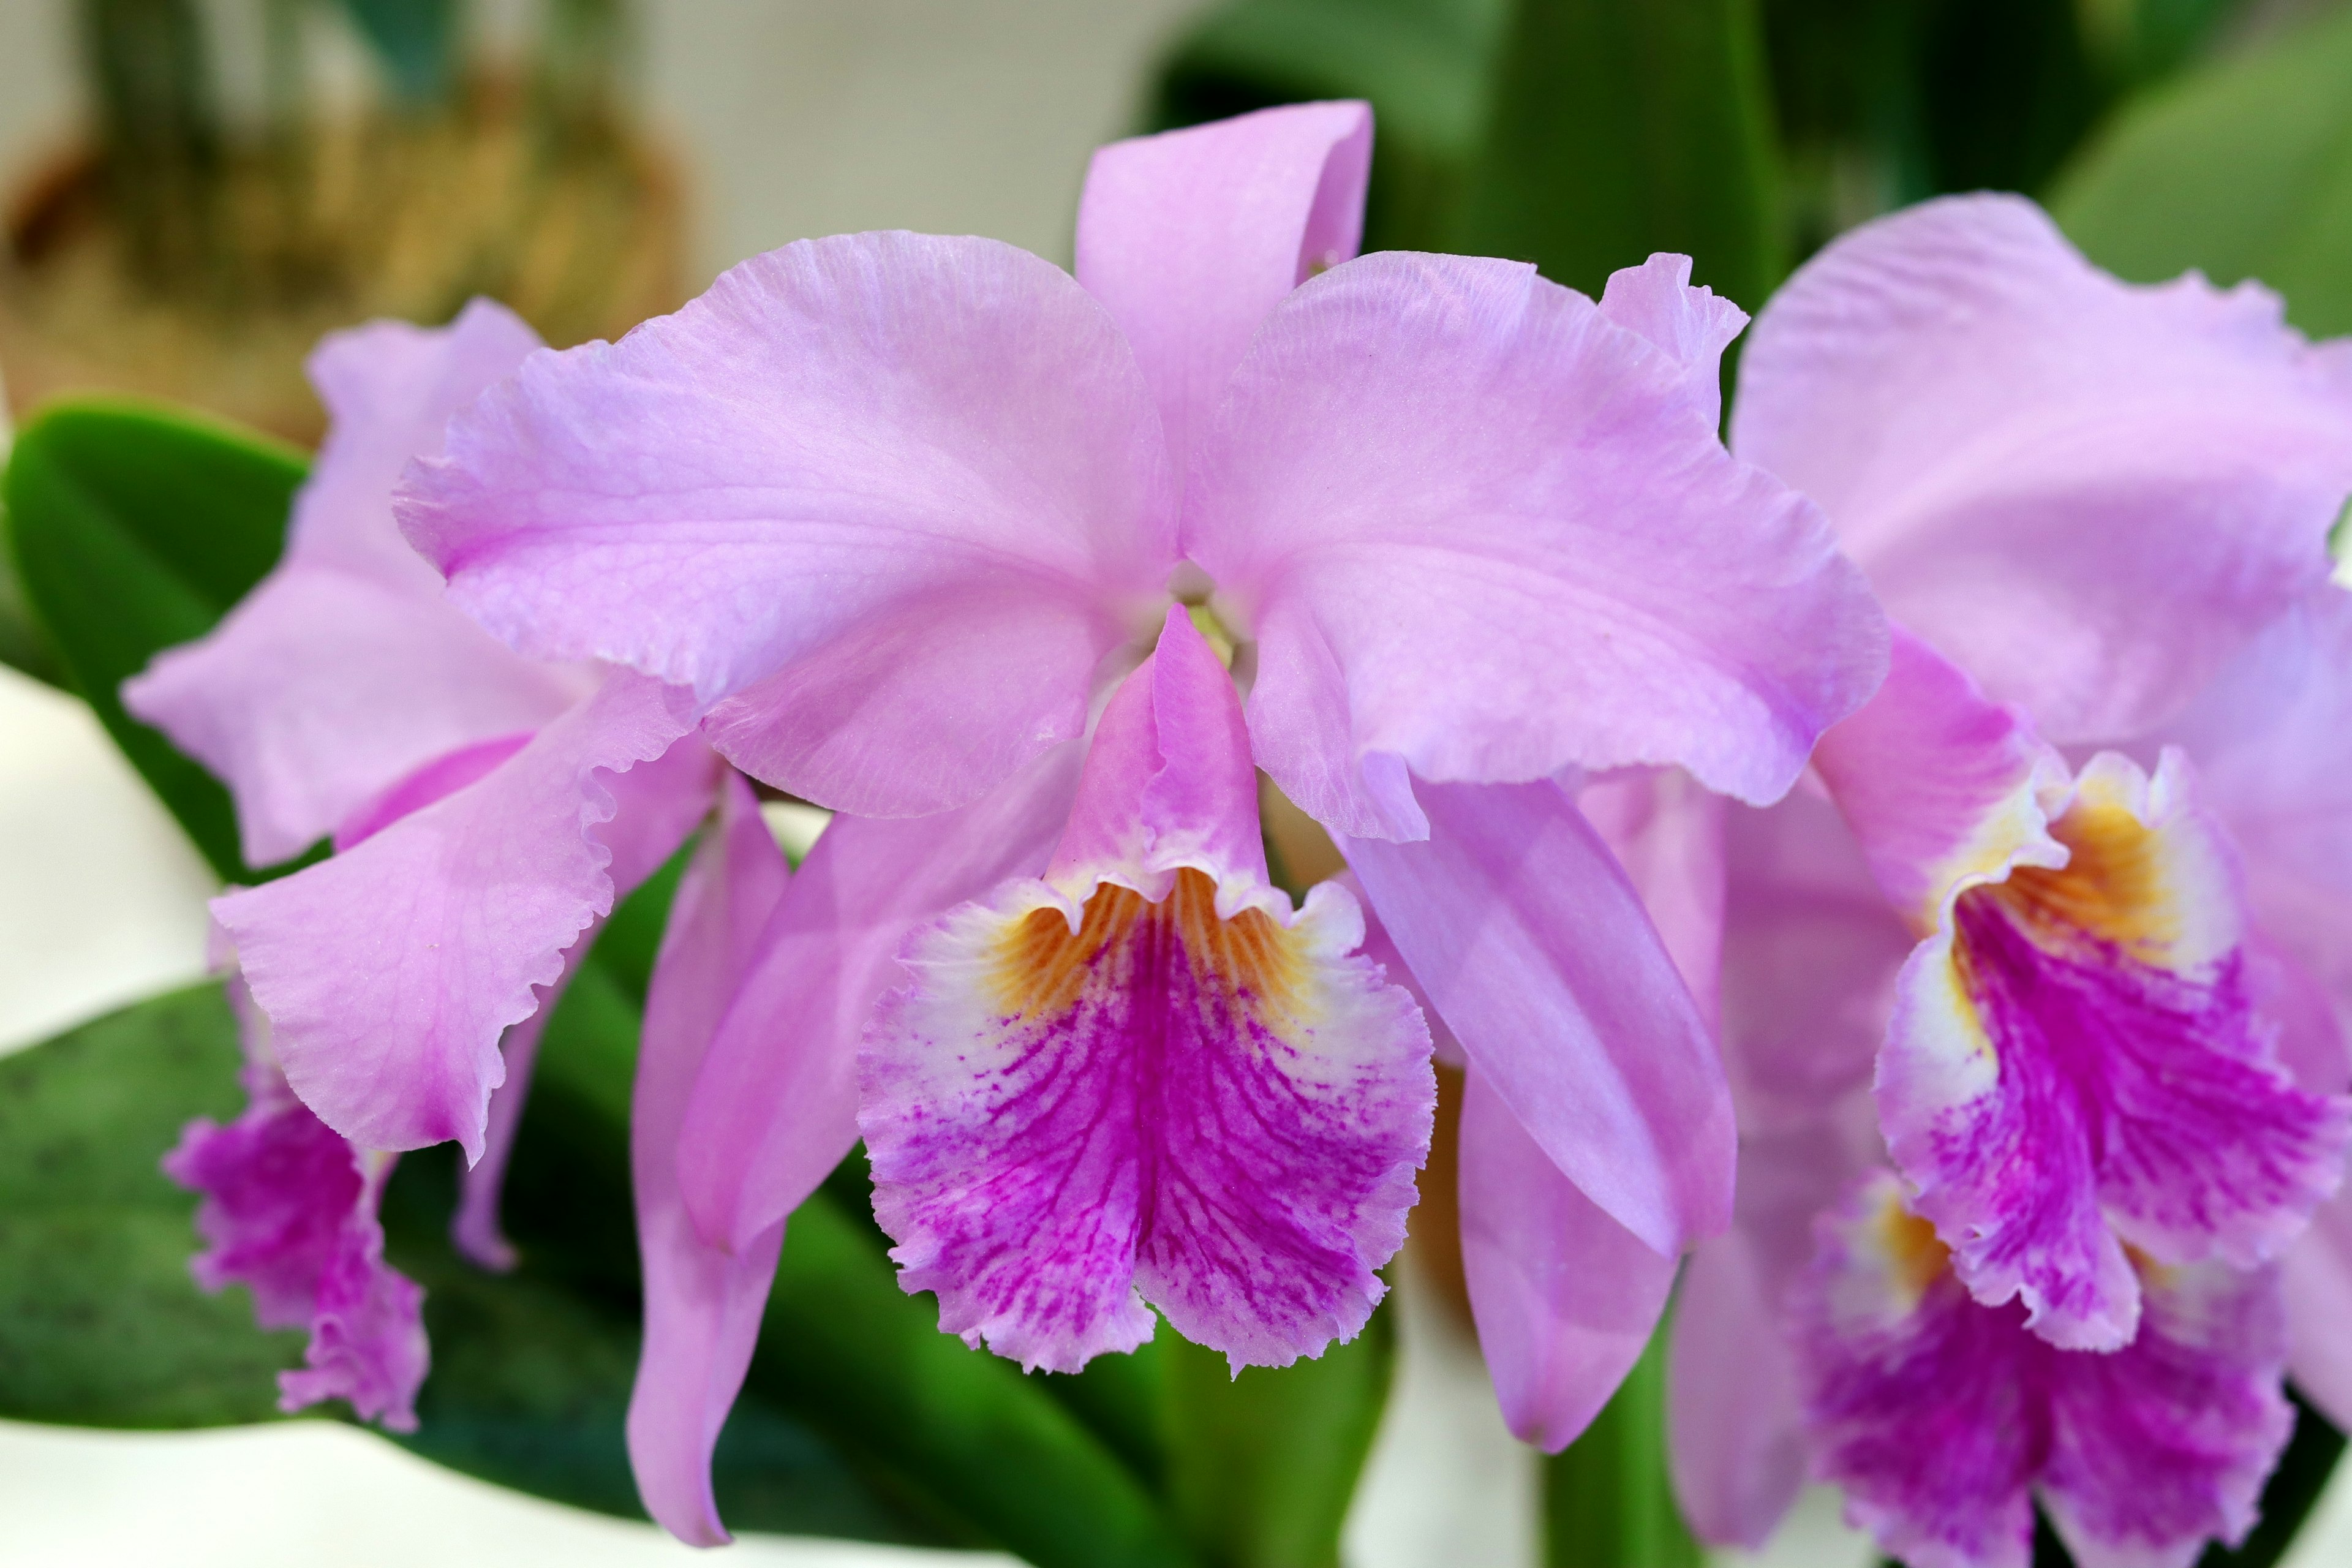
(4, 0, 2352, 1563)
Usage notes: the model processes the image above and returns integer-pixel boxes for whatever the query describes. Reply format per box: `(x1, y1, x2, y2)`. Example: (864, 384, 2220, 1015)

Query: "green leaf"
(2, 398, 307, 881)
(1451, 0, 1785, 311)
(337, 0, 461, 107)
(1159, 1307, 1394, 1568)
(1145, 0, 1507, 252)
(2050, 3, 2352, 337)
(1540, 1322, 1700, 1568)
(0, 984, 304, 1427)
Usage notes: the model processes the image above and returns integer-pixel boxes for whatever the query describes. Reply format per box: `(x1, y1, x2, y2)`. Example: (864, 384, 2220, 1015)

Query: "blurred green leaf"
(1452, 0, 1784, 311)
(2, 398, 306, 882)
(2051, 2, 2352, 337)
(337, 0, 461, 107)
(1159, 1309, 1393, 1568)
(1145, 0, 1506, 251)
(0, 984, 304, 1427)
(1541, 1322, 1700, 1568)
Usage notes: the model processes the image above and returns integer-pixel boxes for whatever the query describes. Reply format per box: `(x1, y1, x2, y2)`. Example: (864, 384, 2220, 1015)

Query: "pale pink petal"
(1667, 1228, 1807, 1549)
(1597, 254, 1749, 430)
(861, 632, 1431, 1370)
(1187, 251, 1885, 839)
(628, 772, 793, 1547)
(678, 744, 1087, 1253)
(1578, 767, 1728, 1027)
(214, 673, 709, 1159)
(123, 301, 581, 865)
(1075, 100, 1370, 465)
(1341, 778, 1734, 1256)
(1458, 1065, 1675, 1451)
(2285, 1186, 2352, 1431)
(1733, 193, 2352, 743)
(400, 232, 1176, 817)
(447, 976, 562, 1272)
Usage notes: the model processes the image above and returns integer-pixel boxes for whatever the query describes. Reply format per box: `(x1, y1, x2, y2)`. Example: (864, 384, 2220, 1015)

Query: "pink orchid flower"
(126, 301, 722, 1422)
(1661, 195, 2352, 1567)
(389, 102, 1883, 1541)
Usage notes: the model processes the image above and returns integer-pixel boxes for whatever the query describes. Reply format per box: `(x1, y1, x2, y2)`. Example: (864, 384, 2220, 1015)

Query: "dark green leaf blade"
(1159, 1309, 1395, 1568)
(2, 398, 306, 881)
(1452, 0, 1785, 311)
(0, 984, 304, 1427)
(2051, 4, 2352, 337)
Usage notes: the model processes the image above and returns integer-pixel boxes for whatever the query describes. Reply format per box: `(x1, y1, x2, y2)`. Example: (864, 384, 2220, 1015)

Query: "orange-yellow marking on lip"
(1989, 797, 2177, 960)
(1875, 1196, 1952, 1303)
(988, 868, 1306, 1023)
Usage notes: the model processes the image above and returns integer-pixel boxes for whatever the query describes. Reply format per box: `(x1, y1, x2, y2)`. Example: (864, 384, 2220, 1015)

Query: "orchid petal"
(1342, 778, 1734, 1256)
(628, 772, 792, 1547)
(214, 673, 710, 1159)
(123, 301, 581, 865)
(1733, 193, 2352, 742)
(678, 744, 1087, 1253)
(1188, 251, 1885, 839)
(2285, 1187, 2352, 1431)
(1458, 1064, 1676, 1452)
(1578, 767, 1728, 1028)
(401, 232, 1176, 816)
(1076, 100, 1371, 466)
(1597, 254, 1749, 431)
(448, 978, 560, 1272)
(1795, 1172, 2293, 1568)
(1665, 1229, 1806, 1549)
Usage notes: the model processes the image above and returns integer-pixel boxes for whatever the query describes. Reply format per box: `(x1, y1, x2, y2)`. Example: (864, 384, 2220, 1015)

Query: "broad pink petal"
(1666, 1228, 1806, 1549)
(400, 232, 1177, 817)
(2168, 586, 2352, 1054)
(862, 635, 1431, 1370)
(1733, 193, 2352, 743)
(1578, 767, 1728, 1028)
(1341, 778, 1734, 1256)
(1075, 100, 1370, 467)
(1188, 251, 1886, 838)
(124, 301, 581, 865)
(1795, 1172, 2293, 1568)
(2285, 1186, 2352, 1431)
(678, 744, 1087, 1253)
(628, 772, 792, 1547)
(1458, 1065, 1675, 1451)
(214, 673, 709, 1159)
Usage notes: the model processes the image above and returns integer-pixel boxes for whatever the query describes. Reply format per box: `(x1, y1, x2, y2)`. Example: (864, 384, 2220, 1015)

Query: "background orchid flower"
(388, 97, 1884, 1534)
(164, 955, 429, 1430)
(123, 300, 719, 1304)
(1655, 194, 2352, 1564)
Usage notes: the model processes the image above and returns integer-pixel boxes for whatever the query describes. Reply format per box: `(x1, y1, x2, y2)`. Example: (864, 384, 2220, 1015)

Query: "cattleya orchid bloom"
(388, 100, 1882, 1540)
(1656, 195, 2352, 1567)
(125, 301, 720, 1420)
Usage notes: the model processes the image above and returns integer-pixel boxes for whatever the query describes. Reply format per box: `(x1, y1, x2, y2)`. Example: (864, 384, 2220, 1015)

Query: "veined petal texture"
(1189, 251, 1886, 839)
(861, 620, 1431, 1371)
(124, 300, 584, 865)
(1794, 1172, 2292, 1568)
(400, 232, 1178, 817)
(1076, 100, 1371, 468)
(214, 673, 713, 1159)
(1735, 193, 2352, 744)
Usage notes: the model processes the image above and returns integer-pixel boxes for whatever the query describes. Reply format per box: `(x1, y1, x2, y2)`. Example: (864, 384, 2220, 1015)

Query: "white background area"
(1, 2, 2350, 1564)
